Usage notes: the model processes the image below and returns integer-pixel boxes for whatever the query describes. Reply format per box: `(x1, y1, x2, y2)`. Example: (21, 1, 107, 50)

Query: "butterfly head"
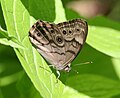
(55, 63, 71, 72)
(63, 64, 71, 72)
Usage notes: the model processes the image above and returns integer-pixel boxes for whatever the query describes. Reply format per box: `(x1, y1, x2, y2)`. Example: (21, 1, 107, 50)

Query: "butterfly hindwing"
(56, 19, 88, 69)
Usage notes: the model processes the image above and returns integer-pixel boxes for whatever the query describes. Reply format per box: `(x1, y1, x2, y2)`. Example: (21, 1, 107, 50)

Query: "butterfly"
(29, 19, 88, 72)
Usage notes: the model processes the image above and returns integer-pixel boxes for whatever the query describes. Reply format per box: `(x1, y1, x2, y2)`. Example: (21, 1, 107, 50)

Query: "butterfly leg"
(56, 70, 60, 83)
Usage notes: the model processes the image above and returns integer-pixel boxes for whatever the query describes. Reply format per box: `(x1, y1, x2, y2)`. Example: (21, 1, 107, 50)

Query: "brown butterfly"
(29, 19, 88, 72)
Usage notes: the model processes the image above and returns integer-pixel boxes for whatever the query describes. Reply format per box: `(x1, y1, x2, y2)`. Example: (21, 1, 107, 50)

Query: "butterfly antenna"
(72, 69, 79, 74)
(71, 61, 92, 74)
(74, 61, 93, 66)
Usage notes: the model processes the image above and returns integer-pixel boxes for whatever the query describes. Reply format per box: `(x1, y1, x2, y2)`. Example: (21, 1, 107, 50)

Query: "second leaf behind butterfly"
(29, 19, 88, 72)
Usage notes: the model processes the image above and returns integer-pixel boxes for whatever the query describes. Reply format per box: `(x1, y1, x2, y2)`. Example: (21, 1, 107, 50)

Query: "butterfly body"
(29, 19, 88, 72)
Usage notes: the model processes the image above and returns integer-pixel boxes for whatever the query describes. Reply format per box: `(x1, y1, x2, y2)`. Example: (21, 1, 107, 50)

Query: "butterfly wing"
(57, 19, 88, 69)
(29, 20, 67, 70)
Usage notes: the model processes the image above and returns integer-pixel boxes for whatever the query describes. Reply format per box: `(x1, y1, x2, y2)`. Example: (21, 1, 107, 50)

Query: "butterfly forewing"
(29, 19, 88, 72)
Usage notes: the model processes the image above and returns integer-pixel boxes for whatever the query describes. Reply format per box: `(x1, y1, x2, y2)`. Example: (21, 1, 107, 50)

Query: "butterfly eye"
(63, 30, 67, 35)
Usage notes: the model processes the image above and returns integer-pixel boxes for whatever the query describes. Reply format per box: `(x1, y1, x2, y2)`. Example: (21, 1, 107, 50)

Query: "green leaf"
(54, 0, 66, 23)
(87, 16, 120, 58)
(0, 2, 6, 29)
(0, 27, 24, 49)
(62, 86, 91, 98)
(17, 73, 42, 98)
(66, 74, 120, 98)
